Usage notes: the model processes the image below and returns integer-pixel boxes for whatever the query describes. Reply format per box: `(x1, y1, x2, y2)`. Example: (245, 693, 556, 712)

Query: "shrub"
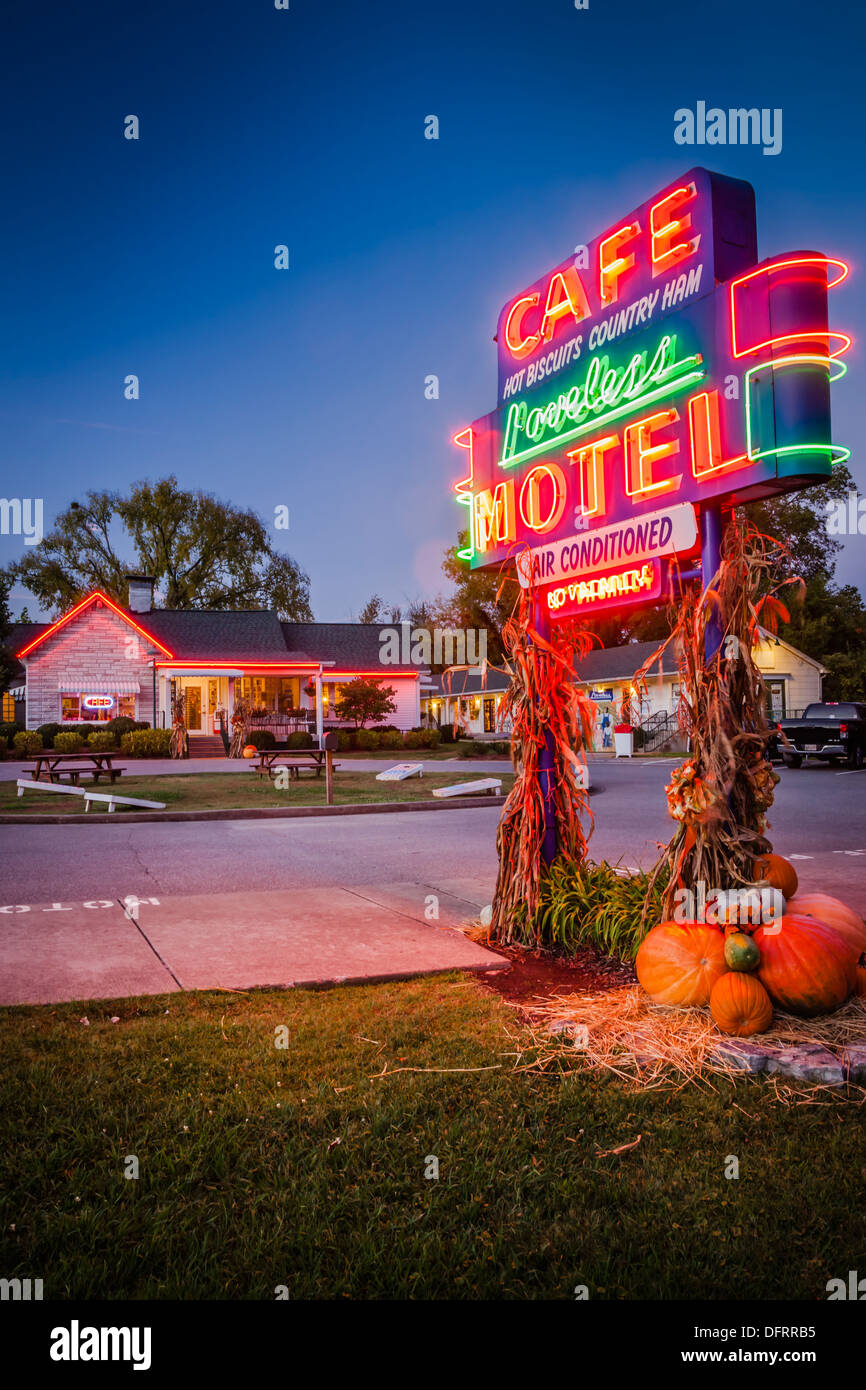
(379, 730, 404, 749)
(438, 725, 455, 744)
(120, 729, 172, 758)
(353, 728, 379, 750)
(491, 740, 511, 756)
(88, 731, 116, 752)
(516, 860, 669, 961)
(287, 731, 314, 749)
(37, 722, 63, 743)
(13, 730, 42, 755)
(73, 724, 97, 740)
(0, 721, 24, 741)
(53, 731, 84, 753)
(404, 729, 440, 750)
(0, 735, 6, 758)
(403, 731, 423, 749)
(337, 731, 353, 752)
(244, 730, 277, 751)
(459, 739, 487, 758)
(107, 716, 144, 738)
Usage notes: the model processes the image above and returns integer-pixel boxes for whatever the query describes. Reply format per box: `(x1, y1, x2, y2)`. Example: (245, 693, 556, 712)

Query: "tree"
(8, 477, 313, 619)
(437, 531, 514, 665)
(334, 677, 397, 728)
(0, 571, 17, 695)
(358, 595, 384, 624)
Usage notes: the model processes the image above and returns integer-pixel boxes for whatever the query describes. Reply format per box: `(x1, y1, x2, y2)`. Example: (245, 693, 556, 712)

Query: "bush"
(88, 731, 116, 752)
(243, 730, 276, 751)
(404, 728, 440, 750)
(438, 725, 455, 744)
(13, 730, 42, 755)
(459, 740, 487, 758)
(53, 731, 84, 753)
(0, 721, 24, 741)
(379, 730, 404, 749)
(107, 716, 145, 738)
(287, 731, 314, 749)
(73, 724, 97, 740)
(120, 729, 172, 758)
(337, 731, 353, 752)
(353, 728, 379, 751)
(0, 735, 6, 758)
(37, 722, 63, 743)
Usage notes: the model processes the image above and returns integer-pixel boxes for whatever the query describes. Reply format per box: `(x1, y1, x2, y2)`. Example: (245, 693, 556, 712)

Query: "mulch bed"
(478, 941, 634, 1007)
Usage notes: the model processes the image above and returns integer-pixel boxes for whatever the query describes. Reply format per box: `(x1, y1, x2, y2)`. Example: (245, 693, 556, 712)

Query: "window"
(3, 691, 16, 721)
(237, 677, 279, 711)
(278, 677, 300, 712)
(765, 681, 786, 720)
(483, 697, 495, 733)
(61, 693, 136, 723)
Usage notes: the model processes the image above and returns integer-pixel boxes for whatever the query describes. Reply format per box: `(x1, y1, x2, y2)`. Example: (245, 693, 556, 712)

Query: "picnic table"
(250, 748, 337, 780)
(24, 750, 125, 786)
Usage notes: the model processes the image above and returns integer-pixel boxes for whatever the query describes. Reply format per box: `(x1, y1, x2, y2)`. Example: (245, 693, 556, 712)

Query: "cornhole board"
(432, 778, 502, 798)
(375, 763, 424, 782)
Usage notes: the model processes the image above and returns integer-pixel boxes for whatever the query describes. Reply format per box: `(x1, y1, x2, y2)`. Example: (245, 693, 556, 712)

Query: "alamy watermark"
(826, 490, 866, 536)
(674, 103, 782, 156)
(672, 882, 783, 927)
(0, 497, 43, 545)
(379, 621, 487, 668)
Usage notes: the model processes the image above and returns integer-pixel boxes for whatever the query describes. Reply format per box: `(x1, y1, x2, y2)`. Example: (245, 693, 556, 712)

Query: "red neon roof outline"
(16, 590, 175, 659)
(730, 255, 850, 360)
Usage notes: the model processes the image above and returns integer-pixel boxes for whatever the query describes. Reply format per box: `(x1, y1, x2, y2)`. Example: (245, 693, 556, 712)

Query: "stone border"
(711, 1039, 866, 1087)
(0, 794, 505, 826)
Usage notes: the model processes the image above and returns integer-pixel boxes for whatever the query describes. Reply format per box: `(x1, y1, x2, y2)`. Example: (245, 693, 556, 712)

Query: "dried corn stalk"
(489, 571, 597, 943)
(638, 520, 801, 919)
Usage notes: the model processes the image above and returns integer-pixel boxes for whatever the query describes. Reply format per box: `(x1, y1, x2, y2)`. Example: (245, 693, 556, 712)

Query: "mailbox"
(319, 731, 338, 751)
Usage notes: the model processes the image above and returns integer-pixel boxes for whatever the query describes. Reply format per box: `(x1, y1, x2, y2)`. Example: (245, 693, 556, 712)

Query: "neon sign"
(453, 167, 850, 605)
(82, 694, 115, 711)
(547, 562, 660, 616)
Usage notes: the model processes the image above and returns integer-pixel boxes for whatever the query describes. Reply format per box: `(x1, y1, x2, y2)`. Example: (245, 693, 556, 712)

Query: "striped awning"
(58, 681, 141, 694)
(8, 685, 25, 698)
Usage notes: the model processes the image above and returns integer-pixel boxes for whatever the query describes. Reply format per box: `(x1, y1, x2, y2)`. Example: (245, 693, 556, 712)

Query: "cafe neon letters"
(452, 167, 850, 606)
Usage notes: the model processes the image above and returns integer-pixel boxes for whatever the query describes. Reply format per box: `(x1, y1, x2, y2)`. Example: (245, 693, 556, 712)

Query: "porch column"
(315, 667, 324, 746)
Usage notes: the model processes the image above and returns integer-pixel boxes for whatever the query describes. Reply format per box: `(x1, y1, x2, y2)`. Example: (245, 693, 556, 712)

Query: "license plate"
(804, 744, 819, 751)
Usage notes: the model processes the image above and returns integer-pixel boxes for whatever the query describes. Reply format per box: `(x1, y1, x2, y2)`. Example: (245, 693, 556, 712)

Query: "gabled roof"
(14, 591, 174, 659)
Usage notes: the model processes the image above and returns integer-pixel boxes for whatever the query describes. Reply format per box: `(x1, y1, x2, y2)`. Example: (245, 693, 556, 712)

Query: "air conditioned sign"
(451, 167, 849, 613)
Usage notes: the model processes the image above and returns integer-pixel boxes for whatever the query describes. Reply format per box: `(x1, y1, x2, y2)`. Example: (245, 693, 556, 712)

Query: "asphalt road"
(3, 756, 865, 912)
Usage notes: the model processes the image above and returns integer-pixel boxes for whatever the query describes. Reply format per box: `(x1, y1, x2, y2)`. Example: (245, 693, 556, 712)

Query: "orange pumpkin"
(636, 922, 727, 1006)
(242, 744, 258, 759)
(752, 853, 798, 901)
(709, 972, 773, 1036)
(754, 914, 856, 1017)
(786, 894, 866, 962)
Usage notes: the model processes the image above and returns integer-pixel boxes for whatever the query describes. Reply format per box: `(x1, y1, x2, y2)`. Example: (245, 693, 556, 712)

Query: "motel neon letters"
(454, 167, 849, 601)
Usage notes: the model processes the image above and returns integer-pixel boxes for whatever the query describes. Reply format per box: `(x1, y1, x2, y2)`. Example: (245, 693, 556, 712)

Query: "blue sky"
(2, 0, 863, 619)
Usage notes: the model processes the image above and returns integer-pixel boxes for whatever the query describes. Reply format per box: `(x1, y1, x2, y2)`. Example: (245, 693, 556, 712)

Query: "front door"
(186, 685, 204, 732)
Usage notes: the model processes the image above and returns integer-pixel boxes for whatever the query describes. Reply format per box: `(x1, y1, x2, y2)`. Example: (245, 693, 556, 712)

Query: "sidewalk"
(0, 880, 507, 1006)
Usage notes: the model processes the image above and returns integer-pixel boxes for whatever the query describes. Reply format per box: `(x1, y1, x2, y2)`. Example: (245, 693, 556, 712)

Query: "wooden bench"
(16, 779, 165, 813)
(432, 778, 503, 799)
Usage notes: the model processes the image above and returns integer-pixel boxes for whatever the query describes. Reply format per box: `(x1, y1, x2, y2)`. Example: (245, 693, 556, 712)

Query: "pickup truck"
(775, 702, 866, 769)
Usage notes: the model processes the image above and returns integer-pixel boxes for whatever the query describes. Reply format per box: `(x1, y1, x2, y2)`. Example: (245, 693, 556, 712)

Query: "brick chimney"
(127, 574, 155, 613)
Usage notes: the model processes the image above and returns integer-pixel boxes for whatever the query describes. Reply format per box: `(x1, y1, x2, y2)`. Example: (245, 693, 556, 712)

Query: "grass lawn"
(339, 742, 510, 760)
(2, 769, 512, 815)
(1, 976, 863, 1300)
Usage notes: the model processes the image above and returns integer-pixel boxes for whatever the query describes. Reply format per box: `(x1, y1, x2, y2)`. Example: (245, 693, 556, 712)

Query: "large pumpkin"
(786, 894, 866, 962)
(242, 744, 258, 759)
(752, 853, 798, 901)
(636, 922, 727, 1006)
(710, 972, 773, 1036)
(754, 914, 856, 1017)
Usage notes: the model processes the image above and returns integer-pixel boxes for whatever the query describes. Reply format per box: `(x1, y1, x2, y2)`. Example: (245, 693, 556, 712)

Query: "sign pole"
(325, 748, 334, 805)
(533, 594, 558, 866)
(700, 501, 724, 662)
